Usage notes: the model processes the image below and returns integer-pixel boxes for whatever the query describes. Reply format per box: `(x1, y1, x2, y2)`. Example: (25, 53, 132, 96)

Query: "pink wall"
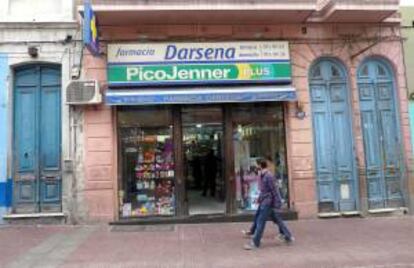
(83, 53, 116, 221)
(82, 23, 412, 221)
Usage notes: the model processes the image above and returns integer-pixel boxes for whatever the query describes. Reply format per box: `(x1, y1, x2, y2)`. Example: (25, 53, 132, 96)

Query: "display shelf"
(128, 190, 156, 193)
(135, 177, 174, 180)
(120, 124, 175, 219)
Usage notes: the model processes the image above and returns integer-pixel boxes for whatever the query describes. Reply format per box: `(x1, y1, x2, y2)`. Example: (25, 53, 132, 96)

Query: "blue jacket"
(258, 169, 282, 209)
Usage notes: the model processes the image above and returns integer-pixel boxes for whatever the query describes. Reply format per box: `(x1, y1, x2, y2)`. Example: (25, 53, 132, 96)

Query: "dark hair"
(259, 159, 268, 169)
(265, 155, 273, 162)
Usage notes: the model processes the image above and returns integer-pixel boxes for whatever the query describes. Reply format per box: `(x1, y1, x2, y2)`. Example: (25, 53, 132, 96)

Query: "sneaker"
(276, 234, 286, 242)
(277, 234, 295, 245)
(243, 241, 258, 250)
(285, 236, 295, 245)
(241, 230, 253, 238)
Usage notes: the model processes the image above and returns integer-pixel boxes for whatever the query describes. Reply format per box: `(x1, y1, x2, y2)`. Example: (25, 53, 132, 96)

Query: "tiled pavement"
(1, 217, 414, 268)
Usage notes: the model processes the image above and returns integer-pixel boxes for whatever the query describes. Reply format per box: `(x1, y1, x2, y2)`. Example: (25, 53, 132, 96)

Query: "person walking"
(242, 156, 283, 240)
(244, 159, 294, 250)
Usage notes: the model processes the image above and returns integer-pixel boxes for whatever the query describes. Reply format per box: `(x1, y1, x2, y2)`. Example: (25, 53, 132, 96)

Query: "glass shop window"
(232, 103, 289, 213)
(118, 106, 175, 218)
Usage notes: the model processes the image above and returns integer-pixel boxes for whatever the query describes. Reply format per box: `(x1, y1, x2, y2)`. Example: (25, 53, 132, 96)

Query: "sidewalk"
(1, 217, 414, 268)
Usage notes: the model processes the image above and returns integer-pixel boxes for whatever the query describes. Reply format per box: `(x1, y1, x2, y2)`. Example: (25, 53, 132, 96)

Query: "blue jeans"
(249, 208, 260, 234)
(249, 207, 286, 237)
(252, 204, 292, 247)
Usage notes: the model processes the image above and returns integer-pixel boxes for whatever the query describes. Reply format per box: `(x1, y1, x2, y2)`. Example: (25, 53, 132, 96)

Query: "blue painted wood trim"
(0, 179, 12, 207)
(0, 53, 8, 185)
(409, 101, 414, 154)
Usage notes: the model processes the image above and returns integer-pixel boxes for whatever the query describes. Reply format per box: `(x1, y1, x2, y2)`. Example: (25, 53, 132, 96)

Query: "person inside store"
(190, 140, 202, 190)
(202, 148, 217, 197)
(243, 158, 294, 250)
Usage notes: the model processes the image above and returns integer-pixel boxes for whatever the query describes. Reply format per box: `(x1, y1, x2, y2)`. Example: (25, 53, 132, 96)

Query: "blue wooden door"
(309, 59, 357, 212)
(13, 65, 61, 213)
(357, 60, 404, 209)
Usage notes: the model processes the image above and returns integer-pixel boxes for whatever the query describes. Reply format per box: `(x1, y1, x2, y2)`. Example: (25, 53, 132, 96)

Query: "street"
(0, 217, 413, 268)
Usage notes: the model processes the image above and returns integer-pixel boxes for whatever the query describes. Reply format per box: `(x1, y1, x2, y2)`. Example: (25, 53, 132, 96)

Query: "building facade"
(401, 6, 414, 155)
(68, 0, 414, 223)
(2, 0, 413, 224)
(0, 0, 79, 223)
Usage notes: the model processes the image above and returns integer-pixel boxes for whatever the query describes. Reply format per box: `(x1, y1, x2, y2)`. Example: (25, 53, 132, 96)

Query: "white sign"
(340, 184, 350, 200)
(108, 41, 290, 63)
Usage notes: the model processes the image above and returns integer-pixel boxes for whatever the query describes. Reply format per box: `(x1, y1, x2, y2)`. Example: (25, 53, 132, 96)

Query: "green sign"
(107, 41, 291, 86)
(108, 62, 291, 86)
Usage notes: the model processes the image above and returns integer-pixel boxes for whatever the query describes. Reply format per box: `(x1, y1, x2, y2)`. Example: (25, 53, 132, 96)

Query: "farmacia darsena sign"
(107, 41, 291, 87)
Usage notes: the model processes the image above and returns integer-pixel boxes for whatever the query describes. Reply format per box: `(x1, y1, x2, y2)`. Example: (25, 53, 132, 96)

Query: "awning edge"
(105, 86, 297, 106)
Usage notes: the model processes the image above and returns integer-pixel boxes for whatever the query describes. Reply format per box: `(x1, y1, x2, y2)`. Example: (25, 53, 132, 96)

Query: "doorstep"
(2, 212, 66, 224)
(318, 212, 341, 218)
(110, 210, 298, 225)
(3, 212, 65, 219)
(318, 211, 362, 218)
(368, 207, 408, 215)
(341, 211, 361, 217)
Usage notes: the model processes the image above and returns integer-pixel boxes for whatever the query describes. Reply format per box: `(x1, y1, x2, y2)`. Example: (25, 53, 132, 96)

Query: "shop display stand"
(134, 138, 175, 217)
(120, 127, 175, 218)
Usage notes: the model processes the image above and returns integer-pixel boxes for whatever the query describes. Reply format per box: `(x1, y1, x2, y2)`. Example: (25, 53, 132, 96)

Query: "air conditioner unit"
(66, 80, 102, 105)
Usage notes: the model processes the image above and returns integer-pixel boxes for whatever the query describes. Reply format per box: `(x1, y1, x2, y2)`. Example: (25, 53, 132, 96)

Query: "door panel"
(40, 86, 60, 170)
(360, 109, 384, 208)
(332, 111, 351, 170)
(40, 176, 61, 212)
(318, 182, 334, 202)
(40, 67, 61, 170)
(357, 60, 403, 209)
(39, 68, 62, 212)
(310, 60, 357, 212)
(360, 111, 382, 170)
(13, 65, 61, 213)
(14, 179, 38, 213)
(14, 67, 39, 213)
(313, 111, 333, 173)
(332, 98, 355, 211)
(314, 109, 335, 210)
(15, 87, 37, 172)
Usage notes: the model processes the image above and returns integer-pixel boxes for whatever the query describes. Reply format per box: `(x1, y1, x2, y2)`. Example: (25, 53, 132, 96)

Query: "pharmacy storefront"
(105, 41, 297, 220)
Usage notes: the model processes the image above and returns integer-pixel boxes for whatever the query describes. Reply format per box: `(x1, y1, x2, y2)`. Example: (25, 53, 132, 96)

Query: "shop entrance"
(182, 106, 226, 215)
(116, 103, 290, 220)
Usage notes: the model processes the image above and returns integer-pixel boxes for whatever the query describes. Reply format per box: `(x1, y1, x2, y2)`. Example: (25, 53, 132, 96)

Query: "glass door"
(182, 106, 225, 215)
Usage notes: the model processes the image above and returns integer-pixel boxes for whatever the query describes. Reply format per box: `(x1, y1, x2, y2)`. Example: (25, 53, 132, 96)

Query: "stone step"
(3, 213, 66, 225)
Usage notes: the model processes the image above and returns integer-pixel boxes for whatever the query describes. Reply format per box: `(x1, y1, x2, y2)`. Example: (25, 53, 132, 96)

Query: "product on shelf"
(122, 203, 131, 217)
(122, 133, 175, 218)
